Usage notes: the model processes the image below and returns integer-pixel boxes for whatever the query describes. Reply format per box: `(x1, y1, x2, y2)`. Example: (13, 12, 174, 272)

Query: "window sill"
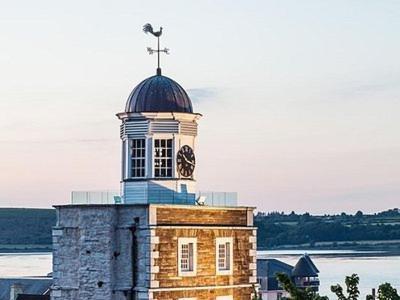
(216, 269, 233, 276)
(178, 271, 197, 277)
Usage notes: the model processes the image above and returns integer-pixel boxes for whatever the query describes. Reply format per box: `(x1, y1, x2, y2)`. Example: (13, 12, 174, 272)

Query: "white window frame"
(216, 296, 233, 300)
(178, 237, 197, 277)
(153, 138, 173, 178)
(215, 237, 233, 276)
(130, 138, 146, 178)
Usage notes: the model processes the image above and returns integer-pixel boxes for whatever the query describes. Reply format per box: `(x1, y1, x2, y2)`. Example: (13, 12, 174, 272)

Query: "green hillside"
(0, 208, 56, 250)
(0, 207, 399, 251)
(256, 208, 400, 249)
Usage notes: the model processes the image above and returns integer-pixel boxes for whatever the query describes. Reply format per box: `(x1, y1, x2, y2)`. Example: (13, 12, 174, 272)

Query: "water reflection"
(0, 253, 52, 277)
(259, 250, 400, 298)
(0, 250, 399, 299)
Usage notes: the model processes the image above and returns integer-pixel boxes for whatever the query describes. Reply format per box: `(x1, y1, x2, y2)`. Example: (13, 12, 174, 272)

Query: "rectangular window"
(154, 139, 173, 178)
(216, 237, 233, 275)
(178, 238, 197, 276)
(131, 139, 146, 178)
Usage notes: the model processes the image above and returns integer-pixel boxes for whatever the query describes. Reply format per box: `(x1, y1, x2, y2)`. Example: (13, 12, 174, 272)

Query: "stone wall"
(155, 205, 253, 226)
(51, 205, 150, 300)
(51, 204, 257, 300)
(153, 286, 254, 300)
(154, 227, 256, 288)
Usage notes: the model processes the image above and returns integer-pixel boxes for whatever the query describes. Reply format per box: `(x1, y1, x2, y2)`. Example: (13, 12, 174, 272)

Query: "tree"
(355, 211, 363, 218)
(331, 274, 360, 300)
(252, 284, 262, 300)
(377, 283, 400, 300)
(367, 283, 400, 300)
(276, 273, 328, 300)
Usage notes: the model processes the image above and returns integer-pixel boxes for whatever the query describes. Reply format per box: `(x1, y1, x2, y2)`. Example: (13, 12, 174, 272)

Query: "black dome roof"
(125, 74, 193, 113)
(292, 255, 319, 277)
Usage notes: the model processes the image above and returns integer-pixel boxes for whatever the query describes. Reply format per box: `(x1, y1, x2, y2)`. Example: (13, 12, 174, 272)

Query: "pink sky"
(0, 0, 399, 214)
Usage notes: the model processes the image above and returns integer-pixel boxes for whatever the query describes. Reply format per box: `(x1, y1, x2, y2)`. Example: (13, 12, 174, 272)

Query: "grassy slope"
(0, 208, 56, 250)
(0, 208, 399, 251)
(255, 209, 400, 249)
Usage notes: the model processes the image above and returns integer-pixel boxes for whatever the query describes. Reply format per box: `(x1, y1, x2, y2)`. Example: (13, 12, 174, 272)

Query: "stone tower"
(51, 25, 257, 300)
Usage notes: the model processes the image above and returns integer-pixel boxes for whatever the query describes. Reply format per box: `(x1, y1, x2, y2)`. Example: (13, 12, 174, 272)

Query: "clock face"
(176, 145, 195, 178)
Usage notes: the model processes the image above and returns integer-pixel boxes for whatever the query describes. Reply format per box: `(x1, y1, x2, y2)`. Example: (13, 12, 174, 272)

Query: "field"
(0, 244, 52, 252)
(255, 209, 400, 250)
(0, 208, 55, 250)
(0, 207, 399, 252)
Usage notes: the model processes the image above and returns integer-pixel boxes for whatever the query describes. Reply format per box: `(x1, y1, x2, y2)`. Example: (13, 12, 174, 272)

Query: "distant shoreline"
(0, 244, 52, 253)
(1, 241, 399, 255)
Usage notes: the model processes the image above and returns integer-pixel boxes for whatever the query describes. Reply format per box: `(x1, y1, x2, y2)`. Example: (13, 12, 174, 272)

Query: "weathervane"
(143, 23, 169, 76)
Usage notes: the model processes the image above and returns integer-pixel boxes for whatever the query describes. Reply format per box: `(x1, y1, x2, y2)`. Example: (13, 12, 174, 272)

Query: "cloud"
(331, 70, 400, 98)
(186, 88, 220, 103)
(0, 138, 114, 144)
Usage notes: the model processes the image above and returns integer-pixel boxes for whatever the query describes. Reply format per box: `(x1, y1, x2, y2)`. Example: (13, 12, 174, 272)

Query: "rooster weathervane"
(143, 23, 169, 75)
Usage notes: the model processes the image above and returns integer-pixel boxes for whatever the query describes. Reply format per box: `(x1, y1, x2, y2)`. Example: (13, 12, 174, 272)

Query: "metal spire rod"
(143, 23, 169, 75)
(157, 35, 160, 70)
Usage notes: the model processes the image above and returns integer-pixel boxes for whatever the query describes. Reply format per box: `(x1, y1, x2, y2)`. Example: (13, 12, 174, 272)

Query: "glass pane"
(188, 243, 193, 271)
(226, 242, 230, 269)
(131, 139, 146, 178)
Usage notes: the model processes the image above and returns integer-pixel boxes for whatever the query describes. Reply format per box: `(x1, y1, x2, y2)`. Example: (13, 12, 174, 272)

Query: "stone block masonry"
(51, 204, 256, 300)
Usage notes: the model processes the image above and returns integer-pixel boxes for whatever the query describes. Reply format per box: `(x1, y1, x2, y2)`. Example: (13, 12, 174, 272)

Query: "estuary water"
(0, 250, 399, 298)
(258, 250, 400, 299)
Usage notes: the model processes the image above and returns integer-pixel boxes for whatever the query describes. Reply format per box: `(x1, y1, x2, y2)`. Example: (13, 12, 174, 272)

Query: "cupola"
(117, 23, 201, 205)
(125, 74, 193, 113)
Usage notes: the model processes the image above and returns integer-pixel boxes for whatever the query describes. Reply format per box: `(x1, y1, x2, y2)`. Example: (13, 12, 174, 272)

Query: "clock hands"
(182, 153, 195, 166)
(177, 145, 195, 177)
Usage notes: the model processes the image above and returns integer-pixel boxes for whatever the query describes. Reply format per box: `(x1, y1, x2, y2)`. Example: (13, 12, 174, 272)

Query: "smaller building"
(0, 277, 51, 300)
(257, 254, 320, 300)
(292, 254, 320, 291)
(16, 295, 49, 300)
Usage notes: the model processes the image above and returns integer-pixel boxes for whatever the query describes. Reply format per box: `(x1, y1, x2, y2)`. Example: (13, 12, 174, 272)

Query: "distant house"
(16, 295, 49, 300)
(292, 254, 320, 291)
(257, 259, 293, 300)
(257, 254, 320, 300)
(0, 277, 51, 300)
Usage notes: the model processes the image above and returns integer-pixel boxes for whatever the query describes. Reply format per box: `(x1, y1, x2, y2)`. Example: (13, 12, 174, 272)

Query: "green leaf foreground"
(268, 273, 400, 300)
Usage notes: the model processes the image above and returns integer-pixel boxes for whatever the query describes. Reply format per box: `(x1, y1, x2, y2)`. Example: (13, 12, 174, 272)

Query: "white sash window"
(216, 237, 233, 275)
(154, 139, 173, 178)
(178, 238, 197, 276)
(131, 139, 146, 178)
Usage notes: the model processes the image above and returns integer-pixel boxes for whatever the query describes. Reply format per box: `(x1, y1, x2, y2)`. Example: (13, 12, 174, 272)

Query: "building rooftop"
(292, 254, 319, 277)
(257, 255, 320, 292)
(0, 277, 51, 300)
(125, 74, 193, 113)
(55, 203, 255, 210)
(257, 259, 294, 291)
(257, 258, 293, 277)
(16, 295, 50, 300)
